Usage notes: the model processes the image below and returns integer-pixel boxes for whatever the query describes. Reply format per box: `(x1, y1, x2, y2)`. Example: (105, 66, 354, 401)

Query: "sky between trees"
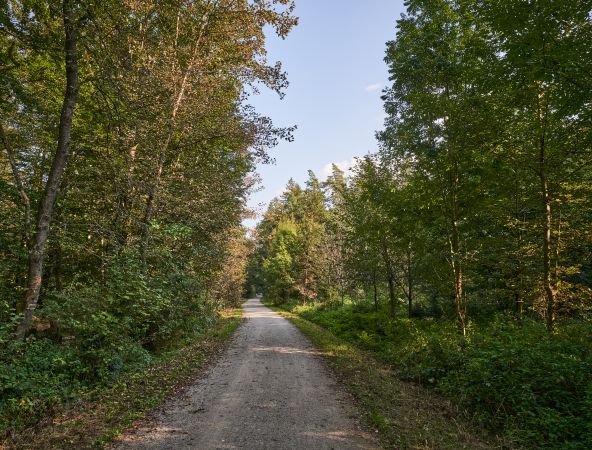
(246, 0, 406, 227)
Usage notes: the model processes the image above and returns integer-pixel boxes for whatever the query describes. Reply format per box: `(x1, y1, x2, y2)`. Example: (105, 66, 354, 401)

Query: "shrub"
(0, 328, 84, 434)
(0, 251, 218, 435)
(289, 302, 592, 449)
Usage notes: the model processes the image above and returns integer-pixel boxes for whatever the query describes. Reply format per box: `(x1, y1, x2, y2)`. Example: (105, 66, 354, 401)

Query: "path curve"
(114, 298, 379, 450)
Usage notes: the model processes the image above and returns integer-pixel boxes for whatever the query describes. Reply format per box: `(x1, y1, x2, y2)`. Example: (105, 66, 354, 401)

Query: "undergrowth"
(0, 252, 222, 438)
(1, 307, 242, 449)
(276, 300, 592, 449)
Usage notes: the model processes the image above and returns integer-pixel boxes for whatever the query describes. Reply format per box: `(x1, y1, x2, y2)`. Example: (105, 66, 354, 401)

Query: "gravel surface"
(113, 298, 380, 450)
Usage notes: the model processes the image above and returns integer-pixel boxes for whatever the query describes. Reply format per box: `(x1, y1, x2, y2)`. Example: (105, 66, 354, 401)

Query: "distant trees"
(253, 0, 592, 331)
(255, 173, 330, 304)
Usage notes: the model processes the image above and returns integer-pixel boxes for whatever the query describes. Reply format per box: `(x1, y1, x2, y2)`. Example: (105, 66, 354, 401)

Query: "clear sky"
(245, 0, 406, 227)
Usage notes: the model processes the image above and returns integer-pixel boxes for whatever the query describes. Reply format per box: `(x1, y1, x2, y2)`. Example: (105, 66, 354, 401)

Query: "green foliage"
(439, 320, 592, 448)
(1, 0, 296, 437)
(0, 251, 218, 435)
(256, 173, 334, 304)
(0, 328, 85, 435)
(286, 302, 592, 449)
(3, 308, 242, 449)
(262, 220, 297, 303)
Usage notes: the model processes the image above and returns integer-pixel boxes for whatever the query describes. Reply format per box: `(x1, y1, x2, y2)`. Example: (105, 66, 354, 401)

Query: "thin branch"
(0, 119, 31, 247)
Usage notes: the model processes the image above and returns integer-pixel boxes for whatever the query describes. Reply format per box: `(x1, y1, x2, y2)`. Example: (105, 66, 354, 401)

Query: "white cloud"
(320, 158, 356, 181)
(364, 83, 382, 92)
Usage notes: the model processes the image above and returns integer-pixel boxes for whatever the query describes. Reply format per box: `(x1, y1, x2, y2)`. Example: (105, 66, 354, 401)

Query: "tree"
(477, 0, 592, 330)
(8, 0, 81, 338)
(0, 0, 298, 338)
(379, 0, 499, 332)
(263, 220, 297, 303)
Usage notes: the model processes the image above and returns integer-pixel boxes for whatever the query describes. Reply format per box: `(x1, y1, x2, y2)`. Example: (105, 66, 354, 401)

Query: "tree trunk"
(387, 270, 396, 317)
(512, 176, 525, 323)
(52, 241, 64, 292)
(540, 155, 555, 331)
(515, 292, 523, 323)
(382, 243, 396, 317)
(442, 83, 466, 335)
(372, 268, 378, 312)
(407, 247, 413, 318)
(141, 146, 166, 264)
(540, 171, 555, 331)
(449, 170, 466, 335)
(15, 0, 79, 339)
(536, 83, 555, 332)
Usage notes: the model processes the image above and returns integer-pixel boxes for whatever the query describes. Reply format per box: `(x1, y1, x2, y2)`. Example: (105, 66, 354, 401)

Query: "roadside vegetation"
(271, 300, 591, 449)
(1, 0, 296, 443)
(2, 308, 241, 449)
(267, 301, 510, 450)
(250, 2, 592, 448)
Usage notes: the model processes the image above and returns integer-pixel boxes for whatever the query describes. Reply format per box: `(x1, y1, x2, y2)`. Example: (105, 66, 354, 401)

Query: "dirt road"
(114, 298, 379, 450)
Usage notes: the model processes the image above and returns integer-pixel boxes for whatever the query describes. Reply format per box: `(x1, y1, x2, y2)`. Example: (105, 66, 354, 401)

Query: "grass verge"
(1, 308, 242, 450)
(266, 302, 514, 450)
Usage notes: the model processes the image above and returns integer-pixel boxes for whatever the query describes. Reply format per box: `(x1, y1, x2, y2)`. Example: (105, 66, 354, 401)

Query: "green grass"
(265, 300, 509, 449)
(269, 299, 592, 449)
(1, 308, 242, 450)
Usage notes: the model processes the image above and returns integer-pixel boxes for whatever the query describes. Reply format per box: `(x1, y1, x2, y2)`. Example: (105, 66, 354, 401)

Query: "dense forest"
(1, 0, 592, 448)
(250, 0, 592, 448)
(0, 0, 296, 436)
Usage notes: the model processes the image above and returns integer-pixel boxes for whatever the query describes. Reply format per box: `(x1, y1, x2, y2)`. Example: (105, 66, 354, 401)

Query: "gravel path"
(114, 298, 380, 450)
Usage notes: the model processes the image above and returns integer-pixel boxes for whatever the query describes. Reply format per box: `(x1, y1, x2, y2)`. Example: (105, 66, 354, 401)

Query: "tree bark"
(52, 241, 64, 292)
(372, 268, 378, 312)
(449, 169, 466, 335)
(540, 156, 555, 331)
(381, 242, 396, 317)
(442, 83, 466, 335)
(541, 172, 555, 331)
(512, 177, 525, 323)
(536, 83, 555, 332)
(406, 246, 413, 318)
(387, 270, 396, 317)
(15, 0, 79, 339)
(515, 292, 523, 323)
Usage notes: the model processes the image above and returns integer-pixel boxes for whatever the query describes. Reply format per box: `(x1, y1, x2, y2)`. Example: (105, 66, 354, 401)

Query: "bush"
(438, 320, 592, 448)
(288, 302, 592, 449)
(0, 328, 85, 434)
(0, 252, 218, 435)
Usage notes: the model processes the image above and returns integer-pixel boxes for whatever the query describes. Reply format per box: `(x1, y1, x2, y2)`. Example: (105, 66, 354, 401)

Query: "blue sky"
(245, 0, 406, 227)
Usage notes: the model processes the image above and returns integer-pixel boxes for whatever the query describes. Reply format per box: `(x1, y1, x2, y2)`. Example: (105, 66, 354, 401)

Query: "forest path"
(113, 298, 380, 450)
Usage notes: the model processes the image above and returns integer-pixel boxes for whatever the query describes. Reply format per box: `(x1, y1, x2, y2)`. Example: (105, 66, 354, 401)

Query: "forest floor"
(111, 298, 379, 450)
